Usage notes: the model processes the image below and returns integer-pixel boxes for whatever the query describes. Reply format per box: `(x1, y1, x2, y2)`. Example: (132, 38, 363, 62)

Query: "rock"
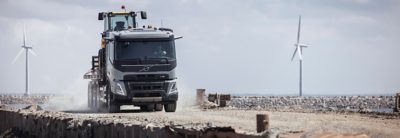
(23, 104, 43, 111)
(358, 107, 371, 113)
(201, 101, 218, 109)
(325, 107, 337, 112)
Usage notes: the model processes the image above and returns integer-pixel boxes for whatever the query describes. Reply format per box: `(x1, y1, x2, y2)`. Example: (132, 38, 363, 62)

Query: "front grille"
(132, 85, 163, 90)
(126, 82, 166, 94)
(124, 74, 169, 81)
(134, 93, 162, 97)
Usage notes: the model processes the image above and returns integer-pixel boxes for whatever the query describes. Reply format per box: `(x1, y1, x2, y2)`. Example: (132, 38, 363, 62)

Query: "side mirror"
(140, 11, 147, 19)
(98, 12, 104, 20)
(174, 36, 183, 40)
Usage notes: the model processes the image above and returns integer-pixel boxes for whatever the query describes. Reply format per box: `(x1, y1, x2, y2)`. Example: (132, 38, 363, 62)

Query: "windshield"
(109, 14, 134, 31)
(115, 40, 176, 64)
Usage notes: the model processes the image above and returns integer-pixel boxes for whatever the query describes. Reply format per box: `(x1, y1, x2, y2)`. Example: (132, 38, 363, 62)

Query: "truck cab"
(85, 7, 180, 113)
(98, 10, 146, 31)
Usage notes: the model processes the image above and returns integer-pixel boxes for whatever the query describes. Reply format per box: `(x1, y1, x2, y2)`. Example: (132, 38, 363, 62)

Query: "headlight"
(115, 82, 126, 96)
(169, 82, 178, 93)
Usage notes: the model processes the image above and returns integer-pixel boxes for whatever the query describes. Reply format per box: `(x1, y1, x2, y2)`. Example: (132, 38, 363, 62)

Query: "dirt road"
(66, 107, 400, 138)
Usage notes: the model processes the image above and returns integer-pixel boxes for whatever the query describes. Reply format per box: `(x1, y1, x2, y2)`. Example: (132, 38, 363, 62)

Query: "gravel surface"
(65, 106, 400, 138)
(2, 95, 399, 137)
(0, 95, 49, 104)
(229, 96, 395, 112)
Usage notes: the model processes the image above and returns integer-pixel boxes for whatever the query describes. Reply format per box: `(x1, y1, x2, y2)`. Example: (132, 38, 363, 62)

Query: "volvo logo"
(139, 66, 153, 72)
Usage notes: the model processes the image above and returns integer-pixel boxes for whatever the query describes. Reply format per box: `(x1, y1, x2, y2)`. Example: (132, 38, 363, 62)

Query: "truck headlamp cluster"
(115, 83, 126, 96)
(169, 82, 178, 93)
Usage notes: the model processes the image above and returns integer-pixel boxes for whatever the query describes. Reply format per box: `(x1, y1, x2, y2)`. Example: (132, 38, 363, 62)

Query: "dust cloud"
(46, 76, 89, 111)
(45, 76, 196, 112)
(176, 80, 197, 112)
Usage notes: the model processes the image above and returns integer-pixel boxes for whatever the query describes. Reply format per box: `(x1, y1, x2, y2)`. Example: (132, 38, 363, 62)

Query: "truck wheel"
(88, 82, 93, 108)
(164, 102, 177, 112)
(107, 96, 119, 113)
(108, 102, 119, 113)
(93, 82, 99, 111)
(107, 86, 120, 113)
(155, 104, 163, 111)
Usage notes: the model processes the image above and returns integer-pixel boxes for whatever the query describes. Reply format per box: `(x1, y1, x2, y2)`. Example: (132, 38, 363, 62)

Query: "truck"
(84, 6, 181, 113)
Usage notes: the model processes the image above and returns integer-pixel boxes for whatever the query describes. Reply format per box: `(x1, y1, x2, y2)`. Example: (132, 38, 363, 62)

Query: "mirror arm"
(174, 36, 183, 40)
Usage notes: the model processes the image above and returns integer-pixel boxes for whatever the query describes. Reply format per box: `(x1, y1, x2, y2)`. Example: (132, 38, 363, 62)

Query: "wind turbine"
(12, 24, 37, 96)
(291, 16, 309, 96)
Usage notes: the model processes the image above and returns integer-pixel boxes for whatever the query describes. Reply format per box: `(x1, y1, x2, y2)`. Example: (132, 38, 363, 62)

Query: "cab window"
(109, 14, 134, 31)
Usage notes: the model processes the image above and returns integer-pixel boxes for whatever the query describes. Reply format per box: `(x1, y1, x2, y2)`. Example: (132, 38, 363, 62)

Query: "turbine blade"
(28, 49, 37, 56)
(300, 44, 309, 48)
(23, 23, 26, 46)
(291, 46, 298, 61)
(297, 15, 301, 44)
(12, 49, 24, 64)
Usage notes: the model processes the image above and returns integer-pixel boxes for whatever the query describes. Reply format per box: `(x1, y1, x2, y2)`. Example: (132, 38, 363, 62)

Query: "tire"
(155, 104, 163, 111)
(164, 102, 177, 112)
(93, 82, 99, 111)
(106, 85, 120, 113)
(108, 103, 119, 113)
(88, 82, 93, 108)
(107, 95, 119, 113)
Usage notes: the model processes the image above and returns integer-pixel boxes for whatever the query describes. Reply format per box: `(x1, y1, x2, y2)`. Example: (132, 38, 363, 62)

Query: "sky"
(0, 0, 399, 96)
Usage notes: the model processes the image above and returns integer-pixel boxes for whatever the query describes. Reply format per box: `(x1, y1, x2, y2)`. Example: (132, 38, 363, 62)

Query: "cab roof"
(110, 27, 174, 39)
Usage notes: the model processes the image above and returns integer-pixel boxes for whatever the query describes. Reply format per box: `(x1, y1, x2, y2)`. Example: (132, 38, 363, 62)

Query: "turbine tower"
(12, 24, 37, 96)
(291, 16, 309, 96)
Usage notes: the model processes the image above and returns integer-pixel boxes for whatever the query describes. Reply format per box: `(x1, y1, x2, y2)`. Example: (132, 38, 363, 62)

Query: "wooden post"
(395, 93, 400, 112)
(256, 114, 269, 133)
(196, 89, 206, 105)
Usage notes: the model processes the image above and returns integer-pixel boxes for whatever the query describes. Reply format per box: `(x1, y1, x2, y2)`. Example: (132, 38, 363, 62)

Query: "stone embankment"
(0, 95, 49, 104)
(229, 96, 395, 112)
(0, 106, 266, 138)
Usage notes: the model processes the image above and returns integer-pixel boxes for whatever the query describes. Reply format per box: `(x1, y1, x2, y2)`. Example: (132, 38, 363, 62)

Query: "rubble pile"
(0, 95, 49, 105)
(229, 96, 395, 112)
(22, 104, 43, 111)
(200, 101, 218, 109)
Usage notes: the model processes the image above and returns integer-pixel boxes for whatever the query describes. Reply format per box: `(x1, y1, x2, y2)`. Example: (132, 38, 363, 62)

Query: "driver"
(153, 46, 167, 57)
(114, 21, 125, 31)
